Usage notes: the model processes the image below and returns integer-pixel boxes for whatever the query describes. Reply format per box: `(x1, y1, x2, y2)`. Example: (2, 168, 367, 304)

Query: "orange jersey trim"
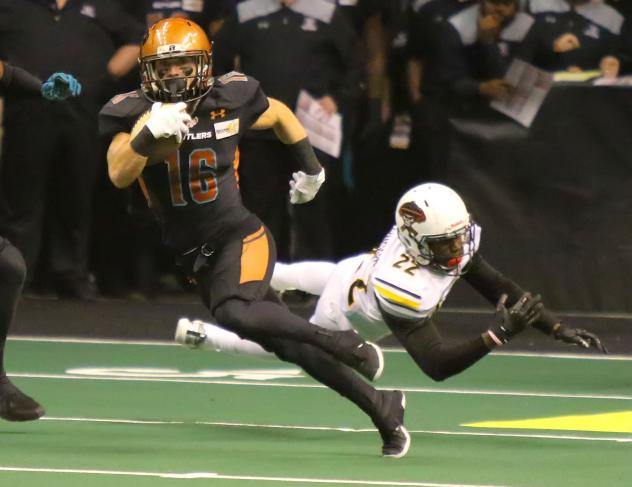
(233, 147, 240, 188)
(240, 226, 269, 284)
(137, 176, 152, 208)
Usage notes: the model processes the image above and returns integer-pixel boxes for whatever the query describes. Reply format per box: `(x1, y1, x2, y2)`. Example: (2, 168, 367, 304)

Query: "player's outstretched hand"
(488, 292, 543, 344)
(41, 72, 81, 101)
(554, 325, 608, 353)
(289, 168, 325, 204)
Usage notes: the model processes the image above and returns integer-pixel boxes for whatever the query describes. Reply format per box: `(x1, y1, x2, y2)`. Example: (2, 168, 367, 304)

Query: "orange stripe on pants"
(137, 176, 152, 207)
(240, 226, 269, 284)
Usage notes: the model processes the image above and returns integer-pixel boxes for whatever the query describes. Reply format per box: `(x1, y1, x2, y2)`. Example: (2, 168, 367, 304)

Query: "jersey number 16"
(165, 148, 218, 206)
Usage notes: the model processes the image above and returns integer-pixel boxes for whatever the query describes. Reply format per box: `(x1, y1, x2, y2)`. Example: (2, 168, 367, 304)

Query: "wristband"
(130, 126, 155, 157)
(286, 137, 322, 175)
(486, 330, 504, 347)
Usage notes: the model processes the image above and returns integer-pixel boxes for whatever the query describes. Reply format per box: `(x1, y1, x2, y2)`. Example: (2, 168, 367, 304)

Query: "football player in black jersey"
(99, 18, 410, 458)
(0, 60, 80, 421)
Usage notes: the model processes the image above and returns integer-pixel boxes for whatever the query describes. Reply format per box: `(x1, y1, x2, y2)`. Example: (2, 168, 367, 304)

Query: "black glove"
(488, 293, 543, 345)
(553, 324, 608, 353)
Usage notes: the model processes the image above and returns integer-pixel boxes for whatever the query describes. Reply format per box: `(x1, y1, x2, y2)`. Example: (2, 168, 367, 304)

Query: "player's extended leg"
(0, 238, 45, 421)
(197, 224, 383, 381)
(178, 254, 388, 362)
(175, 318, 274, 357)
(178, 255, 364, 358)
(259, 335, 410, 458)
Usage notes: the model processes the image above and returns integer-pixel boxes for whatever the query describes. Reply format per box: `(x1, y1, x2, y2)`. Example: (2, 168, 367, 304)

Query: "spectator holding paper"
(213, 0, 363, 261)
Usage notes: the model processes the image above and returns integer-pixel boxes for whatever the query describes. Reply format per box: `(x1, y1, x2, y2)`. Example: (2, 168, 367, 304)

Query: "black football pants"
(0, 237, 26, 376)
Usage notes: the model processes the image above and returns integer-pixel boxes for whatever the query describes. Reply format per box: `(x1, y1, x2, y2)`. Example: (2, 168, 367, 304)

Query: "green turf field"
(2, 338, 631, 486)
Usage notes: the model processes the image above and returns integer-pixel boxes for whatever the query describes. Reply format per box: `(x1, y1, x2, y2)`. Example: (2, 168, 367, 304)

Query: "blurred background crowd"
(0, 0, 630, 303)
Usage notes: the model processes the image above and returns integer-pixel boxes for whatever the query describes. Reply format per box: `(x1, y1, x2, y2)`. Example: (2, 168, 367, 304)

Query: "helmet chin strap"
(164, 78, 187, 102)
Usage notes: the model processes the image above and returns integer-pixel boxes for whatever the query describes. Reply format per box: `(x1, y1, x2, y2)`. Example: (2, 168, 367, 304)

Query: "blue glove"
(41, 72, 81, 101)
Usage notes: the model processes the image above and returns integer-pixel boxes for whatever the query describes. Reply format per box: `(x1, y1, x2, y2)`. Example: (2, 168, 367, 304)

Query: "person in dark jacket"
(0, 60, 80, 421)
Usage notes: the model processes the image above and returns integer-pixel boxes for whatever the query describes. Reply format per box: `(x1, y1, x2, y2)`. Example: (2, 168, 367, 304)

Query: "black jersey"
(99, 72, 270, 251)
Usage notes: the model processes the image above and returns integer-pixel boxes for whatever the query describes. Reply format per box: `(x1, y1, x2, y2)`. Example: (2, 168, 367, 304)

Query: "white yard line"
(9, 371, 632, 401)
(7, 336, 173, 346)
(0, 465, 511, 486)
(39, 416, 632, 444)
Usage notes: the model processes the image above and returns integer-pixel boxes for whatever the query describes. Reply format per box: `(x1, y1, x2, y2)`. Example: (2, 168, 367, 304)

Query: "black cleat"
(374, 390, 410, 458)
(0, 379, 45, 422)
(331, 330, 384, 381)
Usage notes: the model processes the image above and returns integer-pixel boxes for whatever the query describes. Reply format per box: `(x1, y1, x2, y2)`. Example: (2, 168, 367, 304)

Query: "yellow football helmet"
(140, 18, 213, 103)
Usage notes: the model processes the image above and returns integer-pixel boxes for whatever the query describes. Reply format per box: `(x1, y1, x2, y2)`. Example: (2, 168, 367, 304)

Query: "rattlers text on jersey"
(98, 72, 270, 251)
(312, 224, 481, 341)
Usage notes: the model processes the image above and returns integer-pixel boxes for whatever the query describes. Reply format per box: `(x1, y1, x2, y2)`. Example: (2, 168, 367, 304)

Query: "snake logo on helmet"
(395, 183, 475, 275)
(139, 18, 213, 103)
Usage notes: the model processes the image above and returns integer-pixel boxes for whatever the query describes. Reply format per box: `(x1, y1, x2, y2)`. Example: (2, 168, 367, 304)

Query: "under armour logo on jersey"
(210, 109, 226, 120)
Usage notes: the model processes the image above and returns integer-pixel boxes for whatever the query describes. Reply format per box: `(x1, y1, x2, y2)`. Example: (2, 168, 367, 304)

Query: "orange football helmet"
(139, 18, 213, 103)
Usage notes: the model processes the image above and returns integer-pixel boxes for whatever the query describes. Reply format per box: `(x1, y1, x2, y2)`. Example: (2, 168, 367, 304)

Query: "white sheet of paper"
(491, 59, 553, 128)
(295, 90, 342, 158)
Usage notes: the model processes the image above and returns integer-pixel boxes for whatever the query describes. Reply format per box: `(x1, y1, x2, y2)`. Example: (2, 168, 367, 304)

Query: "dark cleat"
(331, 330, 384, 381)
(382, 425, 411, 458)
(374, 390, 410, 458)
(0, 379, 45, 422)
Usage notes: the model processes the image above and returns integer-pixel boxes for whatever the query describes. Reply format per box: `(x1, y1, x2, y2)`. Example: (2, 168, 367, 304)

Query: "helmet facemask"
(140, 51, 212, 103)
(397, 219, 474, 276)
(423, 223, 475, 275)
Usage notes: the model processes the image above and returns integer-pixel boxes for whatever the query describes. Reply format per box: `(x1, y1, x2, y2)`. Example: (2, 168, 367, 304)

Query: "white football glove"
(145, 102, 191, 144)
(289, 168, 326, 204)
